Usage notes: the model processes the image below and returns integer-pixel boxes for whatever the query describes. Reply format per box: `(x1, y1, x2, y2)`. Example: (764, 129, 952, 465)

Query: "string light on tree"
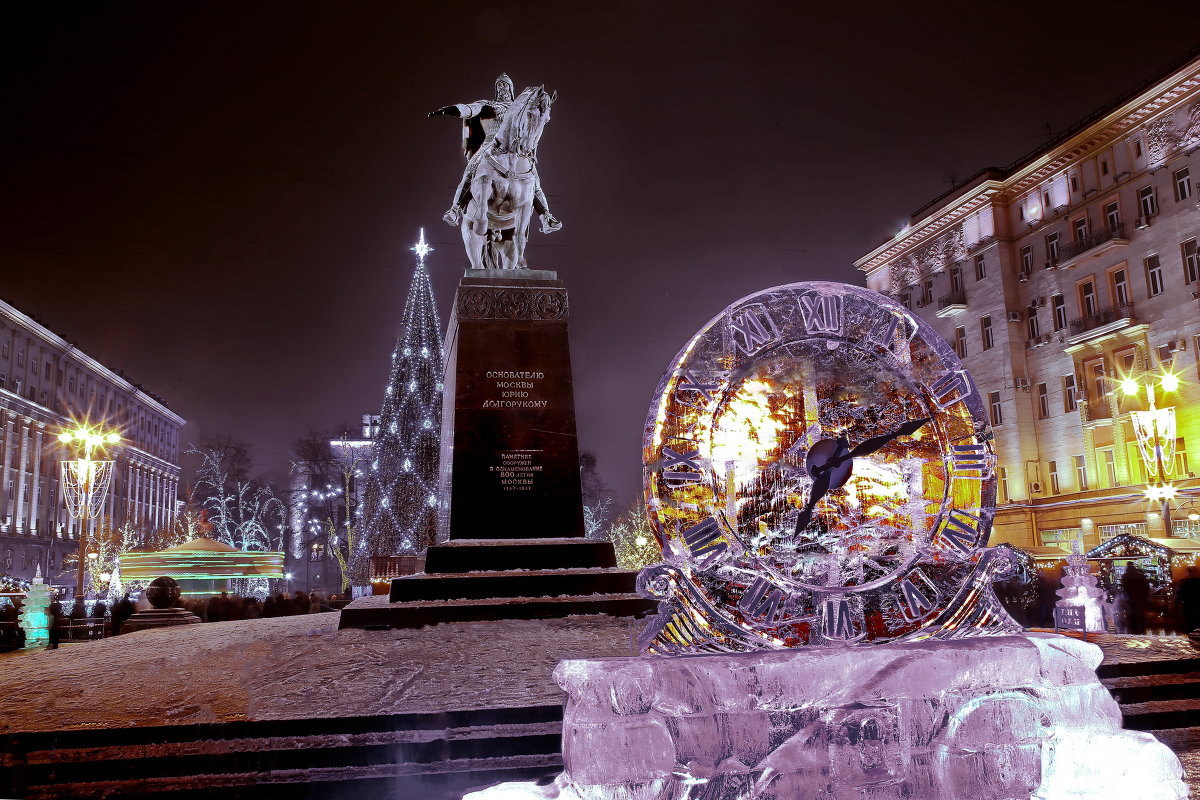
(361, 230, 444, 555)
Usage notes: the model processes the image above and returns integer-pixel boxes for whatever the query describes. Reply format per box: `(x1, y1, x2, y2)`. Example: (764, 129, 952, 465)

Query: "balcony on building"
(1057, 223, 1128, 269)
(935, 289, 968, 317)
(1067, 302, 1136, 343)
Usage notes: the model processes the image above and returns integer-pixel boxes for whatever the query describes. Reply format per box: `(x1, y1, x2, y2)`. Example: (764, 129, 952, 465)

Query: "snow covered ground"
(0, 607, 642, 734)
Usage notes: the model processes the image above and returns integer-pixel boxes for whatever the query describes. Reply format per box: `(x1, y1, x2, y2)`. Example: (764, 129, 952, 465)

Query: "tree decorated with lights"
(361, 230, 445, 555)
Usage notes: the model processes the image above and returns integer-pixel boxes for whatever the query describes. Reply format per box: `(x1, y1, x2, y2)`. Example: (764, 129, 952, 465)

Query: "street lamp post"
(58, 423, 121, 599)
(1122, 370, 1181, 536)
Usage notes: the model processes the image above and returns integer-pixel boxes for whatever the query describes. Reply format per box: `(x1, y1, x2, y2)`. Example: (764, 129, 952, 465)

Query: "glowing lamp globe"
(1160, 373, 1180, 393)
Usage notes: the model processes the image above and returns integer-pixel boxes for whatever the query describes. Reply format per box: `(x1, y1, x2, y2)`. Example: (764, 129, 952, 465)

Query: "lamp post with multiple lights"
(1121, 370, 1181, 537)
(58, 423, 121, 599)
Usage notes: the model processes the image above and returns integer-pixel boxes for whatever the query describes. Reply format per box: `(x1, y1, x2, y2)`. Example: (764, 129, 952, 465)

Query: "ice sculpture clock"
(640, 281, 1022, 652)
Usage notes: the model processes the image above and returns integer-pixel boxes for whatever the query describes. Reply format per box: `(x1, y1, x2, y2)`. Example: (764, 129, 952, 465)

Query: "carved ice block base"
(465, 634, 1186, 800)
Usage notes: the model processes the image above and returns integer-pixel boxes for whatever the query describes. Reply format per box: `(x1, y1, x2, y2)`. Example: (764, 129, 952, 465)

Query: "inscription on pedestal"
(439, 272, 585, 540)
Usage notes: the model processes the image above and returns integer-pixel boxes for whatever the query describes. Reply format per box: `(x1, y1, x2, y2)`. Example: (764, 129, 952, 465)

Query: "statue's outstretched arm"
(428, 105, 461, 118)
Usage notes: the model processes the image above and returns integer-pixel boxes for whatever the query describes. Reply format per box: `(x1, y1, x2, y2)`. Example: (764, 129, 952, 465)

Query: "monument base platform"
(339, 538, 656, 630)
(121, 607, 201, 633)
(467, 633, 1188, 800)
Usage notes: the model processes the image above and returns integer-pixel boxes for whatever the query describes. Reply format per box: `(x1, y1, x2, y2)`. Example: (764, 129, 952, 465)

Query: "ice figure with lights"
(18, 565, 52, 648)
(1055, 539, 1108, 633)
(468, 283, 1186, 800)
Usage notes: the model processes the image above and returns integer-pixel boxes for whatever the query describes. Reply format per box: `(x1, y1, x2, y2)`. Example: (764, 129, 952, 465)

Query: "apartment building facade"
(0, 298, 186, 588)
(855, 51, 1200, 551)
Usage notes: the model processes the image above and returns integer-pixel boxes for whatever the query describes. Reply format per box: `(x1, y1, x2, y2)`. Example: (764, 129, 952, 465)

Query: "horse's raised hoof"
(540, 214, 562, 234)
(442, 206, 463, 226)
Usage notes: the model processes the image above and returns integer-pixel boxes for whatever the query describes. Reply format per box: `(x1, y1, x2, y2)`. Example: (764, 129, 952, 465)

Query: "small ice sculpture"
(19, 565, 52, 648)
(1055, 539, 1107, 632)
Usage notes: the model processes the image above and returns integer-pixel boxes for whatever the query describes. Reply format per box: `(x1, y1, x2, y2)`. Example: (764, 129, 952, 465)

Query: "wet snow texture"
(0, 610, 641, 734)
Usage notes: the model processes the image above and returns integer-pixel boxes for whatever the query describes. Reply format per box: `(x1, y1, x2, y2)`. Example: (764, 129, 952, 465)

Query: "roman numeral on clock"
(799, 293, 842, 334)
(934, 508, 982, 557)
(680, 517, 726, 559)
(951, 444, 991, 480)
(897, 569, 939, 620)
(738, 576, 784, 622)
(930, 369, 972, 409)
(729, 304, 778, 356)
(677, 371, 719, 402)
(820, 598, 862, 640)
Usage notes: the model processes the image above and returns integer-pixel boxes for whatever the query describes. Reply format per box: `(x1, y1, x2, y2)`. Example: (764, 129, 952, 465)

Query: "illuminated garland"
(361, 232, 444, 555)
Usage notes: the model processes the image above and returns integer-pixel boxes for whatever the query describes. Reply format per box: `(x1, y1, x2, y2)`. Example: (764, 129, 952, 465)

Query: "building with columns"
(855, 49, 1200, 552)
(0, 298, 186, 590)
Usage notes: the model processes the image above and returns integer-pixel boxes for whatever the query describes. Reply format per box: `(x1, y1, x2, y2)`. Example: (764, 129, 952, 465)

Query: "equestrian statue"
(429, 73, 561, 270)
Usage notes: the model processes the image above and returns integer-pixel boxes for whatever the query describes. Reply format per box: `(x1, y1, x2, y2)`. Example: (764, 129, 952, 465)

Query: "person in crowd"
(1175, 566, 1200, 634)
(47, 596, 64, 648)
(294, 591, 311, 615)
(69, 596, 86, 620)
(112, 593, 134, 635)
(1122, 564, 1152, 635)
(262, 594, 276, 617)
(92, 599, 108, 620)
(243, 596, 261, 619)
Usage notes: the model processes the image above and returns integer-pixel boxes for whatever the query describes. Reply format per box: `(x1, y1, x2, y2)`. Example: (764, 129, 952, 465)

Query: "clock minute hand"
(830, 417, 931, 468)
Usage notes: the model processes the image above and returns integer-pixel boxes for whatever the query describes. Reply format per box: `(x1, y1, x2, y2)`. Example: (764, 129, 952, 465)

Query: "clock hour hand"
(793, 436, 848, 534)
(832, 417, 931, 467)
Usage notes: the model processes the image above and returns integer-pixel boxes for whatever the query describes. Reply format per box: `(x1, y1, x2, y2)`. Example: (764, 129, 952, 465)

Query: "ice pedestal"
(465, 634, 1186, 800)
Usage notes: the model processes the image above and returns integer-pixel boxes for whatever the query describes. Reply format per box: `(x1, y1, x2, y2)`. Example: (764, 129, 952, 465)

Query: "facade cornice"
(0, 298, 186, 427)
(855, 54, 1200, 278)
(854, 181, 1003, 275)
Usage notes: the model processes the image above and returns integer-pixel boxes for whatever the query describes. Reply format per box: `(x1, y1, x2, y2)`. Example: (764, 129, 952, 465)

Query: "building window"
(1045, 232, 1060, 263)
(1048, 461, 1060, 494)
(1051, 294, 1066, 331)
(1105, 201, 1121, 232)
(1080, 279, 1097, 316)
(1101, 159, 1110, 176)
(1064, 375, 1077, 411)
(998, 466, 1009, 503)
(974, 254, 987, 281)
(1037, 383, 1049, 419)
(1073, 216, 1088, 242)
(16, 350, 24, 367)
(1027, 309, 1040, 340)
(953, 326, 967, 358)
(920, 279, 933, 306)
(0, 343, 7, 359)
(1174, 167, 1192, 202)
(898, 290, 911, 310)
(68, 376, 74, 393)
(1103, 449, 1118, 488)
(1111, 267, 1129, 305)
(1144, 254, 1164, 297)
(1133, 138, 1143, 159)
(1020, 245, 1033, 274)
(1183, 239, 1199, 285)
(1176, 437, 1189, 477)
(1087, 359, 1107, 402)
(1070, 174, 1079, 193)
(0, 371, 5, 388)
(1075, 455, 1089, 491)
(980, 316, 994, 350)
(1138, 185, 1158, 218)
(949, 266, 963, 293)
(988, 391, 1003, 426)
(43, 362, 50, 379)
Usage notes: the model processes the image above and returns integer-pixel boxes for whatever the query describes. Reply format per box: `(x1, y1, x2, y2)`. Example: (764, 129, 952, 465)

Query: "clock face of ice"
(643, 282, 997, 646)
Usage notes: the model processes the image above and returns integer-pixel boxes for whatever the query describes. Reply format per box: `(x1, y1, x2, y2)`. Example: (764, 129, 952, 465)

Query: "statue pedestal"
(121, 608, 201, 634)
(467, 634, 1187, 800)
(439, 269, 584, 541)
(340, 270, 654, 631)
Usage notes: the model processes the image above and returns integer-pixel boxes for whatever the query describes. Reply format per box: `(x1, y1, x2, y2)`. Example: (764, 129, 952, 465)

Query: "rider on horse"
(428, 73, 562, 235)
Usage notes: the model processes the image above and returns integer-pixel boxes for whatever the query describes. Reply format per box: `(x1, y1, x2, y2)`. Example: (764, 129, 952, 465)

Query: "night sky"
(3, 4, 1197, 505)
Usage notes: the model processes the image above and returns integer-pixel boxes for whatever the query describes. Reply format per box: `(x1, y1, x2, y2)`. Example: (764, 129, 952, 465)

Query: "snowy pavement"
(0, 611, 641, 734)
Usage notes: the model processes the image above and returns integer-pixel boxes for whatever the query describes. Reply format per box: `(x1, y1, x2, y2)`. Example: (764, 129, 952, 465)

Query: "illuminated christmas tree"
(361, 230, 444, 555)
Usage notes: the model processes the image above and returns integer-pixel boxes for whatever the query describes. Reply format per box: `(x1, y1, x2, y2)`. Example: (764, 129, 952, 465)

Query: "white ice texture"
(465, 633, 1187, 800)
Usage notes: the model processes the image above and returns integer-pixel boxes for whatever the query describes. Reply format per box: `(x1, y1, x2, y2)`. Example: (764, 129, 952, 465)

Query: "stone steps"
(389, 567, 637, 602)
(424, 539, 616, 572)
(1101, 656, 1200, 731)
(339, 592, 656, 630)
(1, 705, 565, 800)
